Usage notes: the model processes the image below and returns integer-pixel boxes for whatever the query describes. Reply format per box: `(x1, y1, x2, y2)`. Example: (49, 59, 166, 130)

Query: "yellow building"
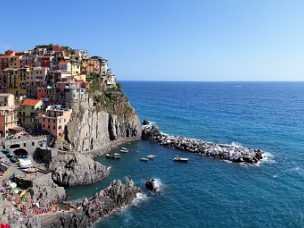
(8, 53, 23, 68)
(3, 68, 17, 96)
(17, 67, 30, 96)
(58, 59, 80, 76)
(3, 68, 29, 97)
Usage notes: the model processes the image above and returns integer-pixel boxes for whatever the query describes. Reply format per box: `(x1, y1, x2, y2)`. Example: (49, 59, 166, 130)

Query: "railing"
(4, 135, 48, 145)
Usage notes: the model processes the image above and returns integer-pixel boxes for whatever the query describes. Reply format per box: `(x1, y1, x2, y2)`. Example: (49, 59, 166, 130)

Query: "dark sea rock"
(42, 178, 141, 228)
(49, 153, 110, 187)
(142, 121, 264, 164)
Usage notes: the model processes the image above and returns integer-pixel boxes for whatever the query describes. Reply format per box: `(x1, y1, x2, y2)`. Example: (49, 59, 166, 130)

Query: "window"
(32, 142, 35, 146)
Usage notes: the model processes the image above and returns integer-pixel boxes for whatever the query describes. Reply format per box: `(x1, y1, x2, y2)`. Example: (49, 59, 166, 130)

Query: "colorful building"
(19, 98, 43, 131)
(8, 52, 23, 69)
(103, 73, 117, 86)
(0, 51, 11, 70)
(81, 56, 108, 76)
(2, 67, 29, 97)
(57, 59, 80, 76)
(39, 105, 72, 138)
(0, 94, 18, 137)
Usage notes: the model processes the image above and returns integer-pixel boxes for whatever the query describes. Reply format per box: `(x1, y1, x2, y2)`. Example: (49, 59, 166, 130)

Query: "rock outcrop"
(31, 173, 66, 207)
(62, 88, 141, 155)
(41, 178, 141, 228)
(49, 153, 110, 186)
(142, 121, 264, 164)
(0, 174, 65, 228)
(1, 178, 140, 228)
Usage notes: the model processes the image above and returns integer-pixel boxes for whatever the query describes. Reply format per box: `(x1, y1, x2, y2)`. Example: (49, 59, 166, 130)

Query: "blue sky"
(0, 0, 304, 81)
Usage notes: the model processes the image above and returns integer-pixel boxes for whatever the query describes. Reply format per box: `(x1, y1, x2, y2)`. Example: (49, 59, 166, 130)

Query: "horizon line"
(119, 80, 304, 83)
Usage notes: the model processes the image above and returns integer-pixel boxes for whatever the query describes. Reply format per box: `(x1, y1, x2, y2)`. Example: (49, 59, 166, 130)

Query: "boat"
(120, 148, 129, 153)
(147, 154, 155, 160)
(106, 153, 121, 160)
(173, 156, 189, 162)
(140, 157, 149, 162)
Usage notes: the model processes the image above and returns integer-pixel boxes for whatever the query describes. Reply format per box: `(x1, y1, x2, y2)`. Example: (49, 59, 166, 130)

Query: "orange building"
(39, 105, 72, 138)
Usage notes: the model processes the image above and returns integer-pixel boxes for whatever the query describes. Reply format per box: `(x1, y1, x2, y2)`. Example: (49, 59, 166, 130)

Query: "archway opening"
(13, 148, 28, 158)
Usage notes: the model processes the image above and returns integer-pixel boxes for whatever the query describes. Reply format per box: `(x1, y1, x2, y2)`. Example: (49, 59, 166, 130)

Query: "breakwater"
(142, 121, 264, 164)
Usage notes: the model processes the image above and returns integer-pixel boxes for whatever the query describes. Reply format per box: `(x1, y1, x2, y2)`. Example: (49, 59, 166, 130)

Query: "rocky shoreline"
(142, 121, 264, 164)
(40, 178, 141, 228)
(0, 178, 141, 228)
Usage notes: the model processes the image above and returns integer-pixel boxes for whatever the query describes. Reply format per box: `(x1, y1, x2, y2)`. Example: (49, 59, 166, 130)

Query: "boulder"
(49, 153, 110, 186)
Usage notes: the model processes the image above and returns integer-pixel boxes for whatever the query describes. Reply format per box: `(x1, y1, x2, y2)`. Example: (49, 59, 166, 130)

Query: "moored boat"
(173, 156, 189, 162)
(106, 153, 121, 160)
(140, 157, 149, 162)
(147, 154, 155, 160)
(120, 148, 129, 153)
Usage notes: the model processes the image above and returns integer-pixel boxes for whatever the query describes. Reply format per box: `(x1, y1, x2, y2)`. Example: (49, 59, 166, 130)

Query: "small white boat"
(106, 153, 121, 160)
(140, 157, 149, 162)
(120, 148, 129, 153)
(147, 154, 155, 160)
(173, 156, 189, 162)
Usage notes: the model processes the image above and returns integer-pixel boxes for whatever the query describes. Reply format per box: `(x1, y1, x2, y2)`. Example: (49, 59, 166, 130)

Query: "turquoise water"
(67, 82, 304, 227)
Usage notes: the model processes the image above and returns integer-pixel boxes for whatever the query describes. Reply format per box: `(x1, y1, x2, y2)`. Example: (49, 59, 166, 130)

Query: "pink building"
(0, 94, 18, 137)
(39, 105, 72, 138)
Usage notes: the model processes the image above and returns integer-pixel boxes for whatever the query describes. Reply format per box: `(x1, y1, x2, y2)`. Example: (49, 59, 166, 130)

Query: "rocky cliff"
(49, 153, 110, 186)
(62, 85, 141, 155)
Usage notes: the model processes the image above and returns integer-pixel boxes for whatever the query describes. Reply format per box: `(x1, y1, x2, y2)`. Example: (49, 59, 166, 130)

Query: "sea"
(67, 82, 304, 228)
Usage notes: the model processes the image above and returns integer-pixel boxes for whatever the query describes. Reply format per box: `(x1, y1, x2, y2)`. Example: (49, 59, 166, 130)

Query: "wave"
(254, 152, 275, 167)
(152, 178, 163, 192)
(261, 152, 275, 164)
(230, 142, 244, 147)
(132, 192, 148, 206)
(272, 166, 304, 179)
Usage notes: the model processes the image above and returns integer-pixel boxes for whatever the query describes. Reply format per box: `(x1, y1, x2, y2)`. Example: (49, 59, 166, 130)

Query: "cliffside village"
(0, 44, 117, 139)
(0, 45, 127, 225)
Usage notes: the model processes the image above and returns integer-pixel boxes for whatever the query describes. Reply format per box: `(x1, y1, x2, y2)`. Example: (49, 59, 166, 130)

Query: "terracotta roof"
(21, 98, 41, 106)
